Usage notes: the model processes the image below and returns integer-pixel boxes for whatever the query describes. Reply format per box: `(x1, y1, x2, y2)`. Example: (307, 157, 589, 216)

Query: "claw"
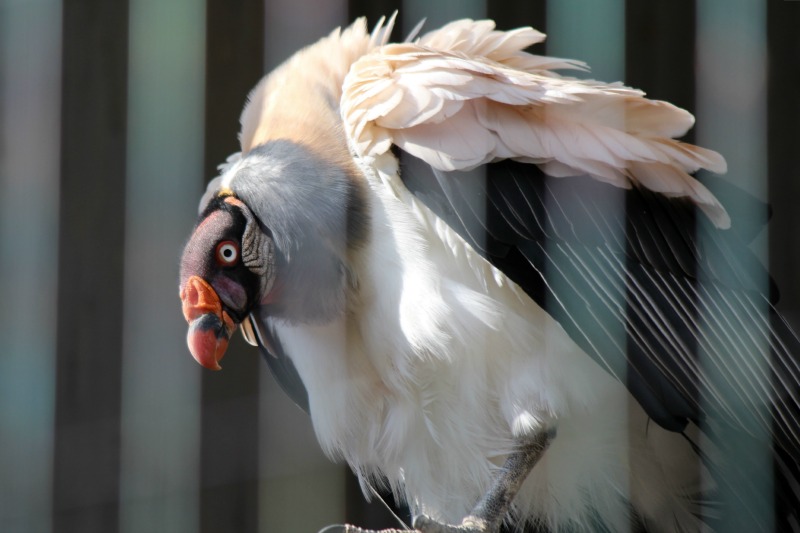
(318, 514, 492, 533)
(318, 525, 409, 533)
(320, 431, 551, 533)
(413, 515, 490, 533)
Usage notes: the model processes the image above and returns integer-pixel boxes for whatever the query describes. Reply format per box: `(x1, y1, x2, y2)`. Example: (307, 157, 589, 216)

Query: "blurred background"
(1, 0, 799, 531)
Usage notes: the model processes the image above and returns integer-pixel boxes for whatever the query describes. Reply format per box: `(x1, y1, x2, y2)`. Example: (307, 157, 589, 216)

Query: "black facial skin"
(181, 195, 265, 324)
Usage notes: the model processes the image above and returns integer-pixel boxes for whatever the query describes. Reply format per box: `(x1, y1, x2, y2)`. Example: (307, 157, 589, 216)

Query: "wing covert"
(342, 19, 730, 227)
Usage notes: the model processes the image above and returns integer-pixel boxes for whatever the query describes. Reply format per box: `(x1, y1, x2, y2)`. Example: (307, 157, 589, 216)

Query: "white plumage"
(240, 17, 711, 530)
(273, 148, 705, 530)
(180, 15, 800, 532)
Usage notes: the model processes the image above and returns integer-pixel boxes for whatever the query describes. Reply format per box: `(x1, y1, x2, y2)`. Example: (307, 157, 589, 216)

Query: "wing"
(342, 19, 729, 227)
(246, 312, 310, 414)
(340, 18, 800, 453)
(400, 153, 800, 453)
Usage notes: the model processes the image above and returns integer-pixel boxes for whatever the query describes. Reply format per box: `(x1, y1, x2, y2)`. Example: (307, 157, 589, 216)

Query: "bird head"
(179, 193, 275, 370)
(179, 140, 370, 371)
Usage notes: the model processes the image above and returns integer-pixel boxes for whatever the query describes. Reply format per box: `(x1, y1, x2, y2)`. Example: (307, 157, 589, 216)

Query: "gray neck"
(230, 140, 369, 324)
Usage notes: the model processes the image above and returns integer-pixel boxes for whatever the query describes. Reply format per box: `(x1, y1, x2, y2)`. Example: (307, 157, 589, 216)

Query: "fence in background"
(1, 1, 799, 531)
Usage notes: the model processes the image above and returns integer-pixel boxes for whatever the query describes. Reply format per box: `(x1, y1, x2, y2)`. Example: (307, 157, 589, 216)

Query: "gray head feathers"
(226, 140, 369, 324)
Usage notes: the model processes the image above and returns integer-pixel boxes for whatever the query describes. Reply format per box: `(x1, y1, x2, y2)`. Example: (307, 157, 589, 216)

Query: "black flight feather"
(400, 153, 800, 531)
(399, 153, 800, 454)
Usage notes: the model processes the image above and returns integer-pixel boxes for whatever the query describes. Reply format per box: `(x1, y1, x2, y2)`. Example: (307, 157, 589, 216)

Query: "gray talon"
(319, 524, 410, 533)
(413, 514, 490, 533)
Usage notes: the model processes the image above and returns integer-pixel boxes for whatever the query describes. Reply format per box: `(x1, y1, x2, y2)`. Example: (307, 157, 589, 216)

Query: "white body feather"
(231, 17, 725, 531)
(269, 151, 707, 531)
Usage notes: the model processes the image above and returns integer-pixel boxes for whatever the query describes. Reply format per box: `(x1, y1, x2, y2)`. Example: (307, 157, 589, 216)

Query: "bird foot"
(318, 515, 492, 533)
(413, 514, 492, 532)
(318, 525, 408, 533)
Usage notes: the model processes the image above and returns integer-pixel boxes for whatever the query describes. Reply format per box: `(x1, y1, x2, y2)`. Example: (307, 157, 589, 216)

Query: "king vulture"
(179, 16, 800, 532)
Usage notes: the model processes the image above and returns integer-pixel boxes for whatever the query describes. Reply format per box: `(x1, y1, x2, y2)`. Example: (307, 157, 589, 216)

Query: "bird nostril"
(181, 275, 222, 322)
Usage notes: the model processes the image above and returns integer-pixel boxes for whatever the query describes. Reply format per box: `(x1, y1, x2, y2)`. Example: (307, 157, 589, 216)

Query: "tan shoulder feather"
(239, 15, 395, 161)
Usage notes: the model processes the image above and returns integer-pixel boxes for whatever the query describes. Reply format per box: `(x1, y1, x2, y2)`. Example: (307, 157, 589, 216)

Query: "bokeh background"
(2, 0, 799, 531)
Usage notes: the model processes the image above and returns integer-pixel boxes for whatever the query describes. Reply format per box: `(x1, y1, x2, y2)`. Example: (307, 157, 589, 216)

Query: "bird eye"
(215, 241, 240, 266)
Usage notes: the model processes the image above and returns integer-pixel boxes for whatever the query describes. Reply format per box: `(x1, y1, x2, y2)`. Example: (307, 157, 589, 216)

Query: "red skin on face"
(181, 275, 235, 370)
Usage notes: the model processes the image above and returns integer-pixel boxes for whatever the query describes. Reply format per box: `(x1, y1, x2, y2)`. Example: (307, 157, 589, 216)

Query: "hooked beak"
(180, 275, 236, 370)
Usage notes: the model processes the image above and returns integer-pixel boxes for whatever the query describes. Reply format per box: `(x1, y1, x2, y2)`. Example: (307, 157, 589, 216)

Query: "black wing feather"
(250, 311, 310, 413)
(401, 154, 800, 530)
(399, 154, 800, 452)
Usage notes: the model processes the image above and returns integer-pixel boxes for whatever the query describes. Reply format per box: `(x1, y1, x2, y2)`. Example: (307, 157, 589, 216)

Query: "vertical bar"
(119, 0, 205, 532)
(625, 1, 695, 120)
(697, 0, 768, 203)
(546, 1, 630, 528)
(767, 2, 800, 527)
(0, 1, 61, 531)
(200, 2, 264, 532)
(340, 4, 404, 526)
(204, 0, 264, 179)
(258, 4, 349, 532)
(488, 1, 546, 37)
(767, 1, 800, 322)
(53, 0, 128, 530)
(401, 0, 486, 37)
(546, 0, 625, 82)
(348, 0, 403, 39)
(340, 6, 408, 525)
(264, 0, 348, 70)
(696, 1, 772, 531)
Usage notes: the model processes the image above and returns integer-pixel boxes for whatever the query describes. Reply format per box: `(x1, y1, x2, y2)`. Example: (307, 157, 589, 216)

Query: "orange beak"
(180, 275, 236, 370)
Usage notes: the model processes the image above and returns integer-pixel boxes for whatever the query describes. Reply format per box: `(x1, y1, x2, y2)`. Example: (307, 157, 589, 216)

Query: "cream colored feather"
(239, 15, 395, 166)
(341, 19, 730, 227)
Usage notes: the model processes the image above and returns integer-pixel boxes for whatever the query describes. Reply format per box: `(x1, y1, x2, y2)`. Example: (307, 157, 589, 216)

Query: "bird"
(179, 15, 800, 533)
